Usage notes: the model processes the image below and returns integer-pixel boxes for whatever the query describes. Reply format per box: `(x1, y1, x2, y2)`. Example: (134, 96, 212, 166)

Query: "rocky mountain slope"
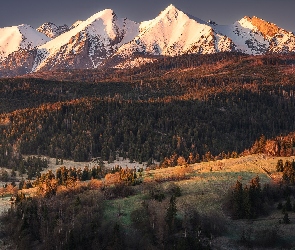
(213, 16, 295, 54)
(0, 4, 295, 77)
(37, 22, 69, 38)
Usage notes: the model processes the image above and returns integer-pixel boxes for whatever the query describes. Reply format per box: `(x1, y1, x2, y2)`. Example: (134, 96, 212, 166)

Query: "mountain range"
(0, 4, 295, 77)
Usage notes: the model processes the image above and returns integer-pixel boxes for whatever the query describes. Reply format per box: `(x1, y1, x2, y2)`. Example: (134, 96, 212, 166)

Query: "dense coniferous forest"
(2, 53, 295, 169)
(1, 91, 295, 167)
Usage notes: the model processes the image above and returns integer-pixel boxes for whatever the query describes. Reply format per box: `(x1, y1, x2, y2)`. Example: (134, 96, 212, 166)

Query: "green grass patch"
(103, 193, 144, 227)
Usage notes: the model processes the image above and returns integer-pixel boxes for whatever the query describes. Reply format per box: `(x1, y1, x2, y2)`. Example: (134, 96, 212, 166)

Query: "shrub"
(103, 183, 134, 199)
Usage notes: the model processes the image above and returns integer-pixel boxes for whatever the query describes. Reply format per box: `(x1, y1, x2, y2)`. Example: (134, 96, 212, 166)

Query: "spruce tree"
(276, 159, 284, 172)
(166, 195, 177, 233)
(232, 180, 244, 218)
(283, 213, 290, 224)
(285, 196, 292, 211)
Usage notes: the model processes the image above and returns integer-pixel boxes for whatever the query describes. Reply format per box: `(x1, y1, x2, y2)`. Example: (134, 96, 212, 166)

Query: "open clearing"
(40, 155, 148, 174)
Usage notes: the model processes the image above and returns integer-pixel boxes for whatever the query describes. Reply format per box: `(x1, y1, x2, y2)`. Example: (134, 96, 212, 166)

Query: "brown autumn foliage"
(1, 184, 18, 196)
(87, 179, 103, 189)
(36, 178, 58, 197)
(104, 172, 123, 186)
(154, 166, 192, 182)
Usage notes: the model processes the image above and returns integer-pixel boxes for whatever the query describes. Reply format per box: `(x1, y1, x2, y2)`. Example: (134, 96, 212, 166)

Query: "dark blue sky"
(1, 0, 294, 31)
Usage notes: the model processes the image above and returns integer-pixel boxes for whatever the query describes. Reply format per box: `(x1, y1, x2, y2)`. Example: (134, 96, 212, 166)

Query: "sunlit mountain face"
(1, 4, 295, 77)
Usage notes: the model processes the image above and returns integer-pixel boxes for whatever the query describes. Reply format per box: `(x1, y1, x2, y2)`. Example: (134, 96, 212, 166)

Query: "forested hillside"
(1, 52, 295, 170)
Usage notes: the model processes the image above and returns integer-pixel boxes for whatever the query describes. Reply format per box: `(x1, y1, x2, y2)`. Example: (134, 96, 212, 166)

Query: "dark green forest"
(2, 53, 295, 171)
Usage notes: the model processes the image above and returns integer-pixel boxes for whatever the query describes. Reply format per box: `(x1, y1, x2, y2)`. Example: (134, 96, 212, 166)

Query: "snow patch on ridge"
(114, 57, 157, 69)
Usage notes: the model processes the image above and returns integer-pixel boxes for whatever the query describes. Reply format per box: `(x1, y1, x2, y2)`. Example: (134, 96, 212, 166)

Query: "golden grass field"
(103, 154, 295, 249)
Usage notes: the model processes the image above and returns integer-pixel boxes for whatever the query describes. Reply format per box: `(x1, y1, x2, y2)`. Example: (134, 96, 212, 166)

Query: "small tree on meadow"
(276, 159, 284, 172)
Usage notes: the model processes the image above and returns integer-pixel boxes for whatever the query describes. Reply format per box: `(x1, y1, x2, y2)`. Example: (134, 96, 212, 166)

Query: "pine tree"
(81, 167, 89, 181)
(243, 186, 253, 219)
(285, 196, 292, 211)
(283, 213, 290, 224)
(112, 223, 124, 250)
(232, 180, 244, 218)
(276, 159, 284, 172)
(165, 195, 177, 233)
(277, 202, 283, 210)
(11, 169, 16, 178)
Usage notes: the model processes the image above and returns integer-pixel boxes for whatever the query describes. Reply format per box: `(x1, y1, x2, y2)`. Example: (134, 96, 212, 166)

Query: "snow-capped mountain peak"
(32, 8, 139, 71)
(140, 4, 193, 33)
(85, 9, 120, 40)
(237, 16, 256, 30)
(158, 4, 179, 18)
(213, 15, 295, 54)
(164, 4, 177, 11)
(116, 4, 234, 58)
(0, 24, 49, 61)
